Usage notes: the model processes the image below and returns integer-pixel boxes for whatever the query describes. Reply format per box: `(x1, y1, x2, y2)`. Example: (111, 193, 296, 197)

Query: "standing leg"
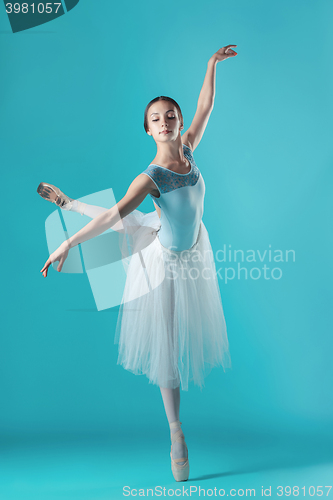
(160, 386, 180, 422)
(160, 386, 187, 465)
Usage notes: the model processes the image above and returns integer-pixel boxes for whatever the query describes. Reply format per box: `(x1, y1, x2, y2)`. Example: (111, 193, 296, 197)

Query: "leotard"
(141, 144, 205, 252)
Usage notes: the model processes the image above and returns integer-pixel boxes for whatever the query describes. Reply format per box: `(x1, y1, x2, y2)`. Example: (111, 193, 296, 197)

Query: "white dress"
(113, 144, 232, 391)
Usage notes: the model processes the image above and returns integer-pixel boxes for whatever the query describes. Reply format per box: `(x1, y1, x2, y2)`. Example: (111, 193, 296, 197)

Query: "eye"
(152, 115, 175, 122)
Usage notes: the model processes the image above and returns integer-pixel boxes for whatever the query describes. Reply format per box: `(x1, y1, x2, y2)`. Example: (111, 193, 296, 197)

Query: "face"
(146, 101, 183, 143)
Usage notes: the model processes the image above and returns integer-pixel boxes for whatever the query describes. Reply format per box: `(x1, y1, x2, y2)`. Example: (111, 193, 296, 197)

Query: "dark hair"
(144, 96, 183, 133)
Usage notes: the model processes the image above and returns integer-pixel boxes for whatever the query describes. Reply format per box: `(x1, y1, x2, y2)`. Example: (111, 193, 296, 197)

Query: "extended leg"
(160, 386, 187, 465)
(37, 183, 125, 233)
(65, 199, 109, 219)
(38, 182, 114, 221)
(64, 199, 125, 233)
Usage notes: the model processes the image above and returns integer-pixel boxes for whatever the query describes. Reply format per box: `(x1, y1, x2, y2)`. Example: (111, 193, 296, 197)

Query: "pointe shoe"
(170, 420, 189, 482)
(37, 182, 73, 209)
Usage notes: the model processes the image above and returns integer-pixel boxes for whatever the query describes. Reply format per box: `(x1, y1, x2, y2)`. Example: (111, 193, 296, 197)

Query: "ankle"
(66, 199, 86, 216)
(169, 420, 181, 430)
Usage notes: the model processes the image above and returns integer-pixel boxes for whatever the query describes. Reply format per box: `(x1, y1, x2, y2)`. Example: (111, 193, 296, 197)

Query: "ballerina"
(39, 44, 237, 482)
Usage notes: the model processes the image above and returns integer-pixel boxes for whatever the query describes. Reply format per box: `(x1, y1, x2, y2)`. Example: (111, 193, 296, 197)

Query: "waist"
(157, 222, 202, 253)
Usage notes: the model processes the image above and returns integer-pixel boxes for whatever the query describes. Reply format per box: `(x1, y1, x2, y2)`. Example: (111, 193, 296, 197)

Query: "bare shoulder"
(121, 172, 154, 194)
(114, 173, 154, 220)
(137, 172, 160, 197)
(137, 172, 154, 187)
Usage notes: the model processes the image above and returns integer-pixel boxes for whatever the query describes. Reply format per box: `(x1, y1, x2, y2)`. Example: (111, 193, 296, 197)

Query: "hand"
(40, 240, 71, 277)
(213, 45, 237, 62)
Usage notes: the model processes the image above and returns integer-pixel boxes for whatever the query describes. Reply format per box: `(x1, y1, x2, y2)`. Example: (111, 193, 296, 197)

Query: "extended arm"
(41, 173, 154, 276)
(182, 45, 237, 152)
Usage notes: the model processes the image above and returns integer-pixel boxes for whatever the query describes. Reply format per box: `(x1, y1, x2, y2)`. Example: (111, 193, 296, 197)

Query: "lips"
(161, 131, 170, 134)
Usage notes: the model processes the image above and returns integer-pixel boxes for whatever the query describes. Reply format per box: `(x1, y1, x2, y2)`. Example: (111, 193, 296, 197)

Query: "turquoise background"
(1, 0, 333, 498)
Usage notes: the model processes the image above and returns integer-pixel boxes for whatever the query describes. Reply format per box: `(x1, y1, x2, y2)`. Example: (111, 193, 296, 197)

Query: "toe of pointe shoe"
(37, 182, 73, 209)
(169, 422, 189, 481)
(170, 452, 189, 482)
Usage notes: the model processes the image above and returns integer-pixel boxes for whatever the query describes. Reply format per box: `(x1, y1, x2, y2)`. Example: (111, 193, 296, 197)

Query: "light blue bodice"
(141, 144, 205, 252)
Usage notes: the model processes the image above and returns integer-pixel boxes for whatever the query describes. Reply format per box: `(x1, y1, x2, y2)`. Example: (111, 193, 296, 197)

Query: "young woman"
(39, 45, 237, 482)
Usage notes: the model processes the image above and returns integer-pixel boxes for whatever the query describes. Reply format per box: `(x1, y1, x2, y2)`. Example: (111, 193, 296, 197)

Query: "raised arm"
(40, 173, 156, 276)
(181, 45, 237, 153)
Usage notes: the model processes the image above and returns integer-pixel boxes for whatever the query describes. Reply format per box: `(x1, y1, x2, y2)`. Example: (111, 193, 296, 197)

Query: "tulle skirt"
(114, 209, 232, 391)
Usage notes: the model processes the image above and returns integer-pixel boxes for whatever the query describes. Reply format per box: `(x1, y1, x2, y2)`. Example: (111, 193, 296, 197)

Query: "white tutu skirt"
(114, 209, 232, 391)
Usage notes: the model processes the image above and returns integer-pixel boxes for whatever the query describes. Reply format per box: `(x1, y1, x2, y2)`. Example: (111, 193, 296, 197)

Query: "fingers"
(57, 260, 63, 273)
(40, 266, 48, 277)
(41, 267, 48, 277)
(226, 48, 237, 57)
(40, 262, 48, 273)
(40, 258, 51, 278)
(57, 254, 66, 273)
(224, 46, 237, 53)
